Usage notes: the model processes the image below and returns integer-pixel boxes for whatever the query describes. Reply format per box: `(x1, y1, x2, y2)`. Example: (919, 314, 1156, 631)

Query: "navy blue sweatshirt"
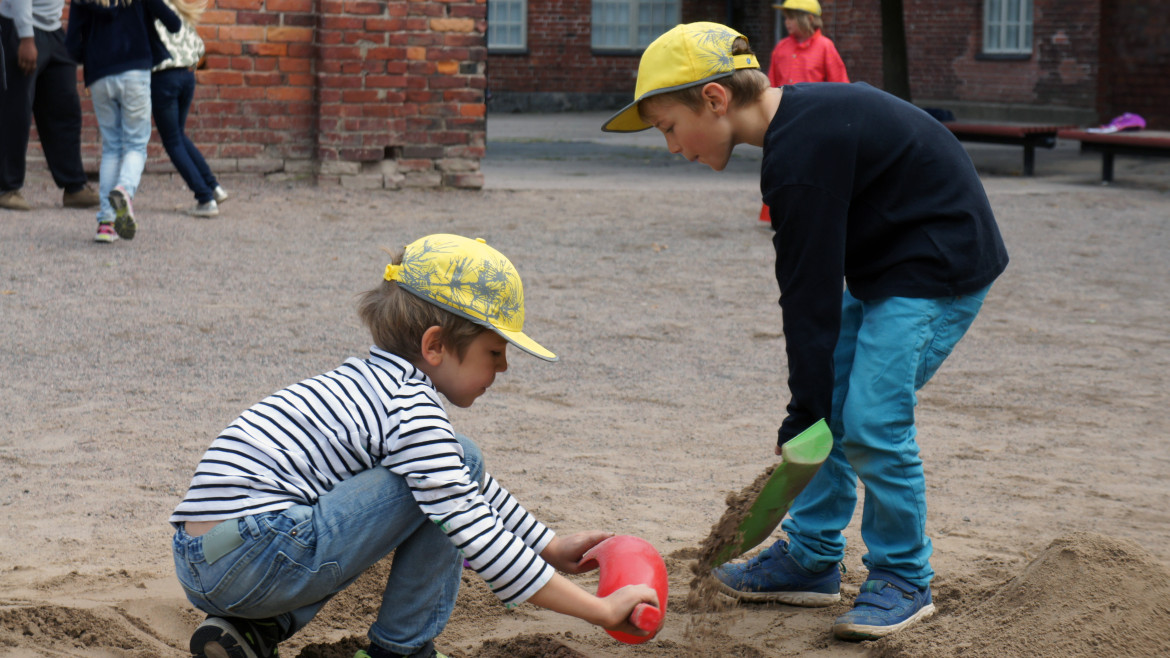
(65, 0, 180, 87)
(761, 82, 1009, 445)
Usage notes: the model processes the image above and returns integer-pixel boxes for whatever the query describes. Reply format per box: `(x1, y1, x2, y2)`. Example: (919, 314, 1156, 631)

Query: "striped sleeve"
(375, 378, 554, 606)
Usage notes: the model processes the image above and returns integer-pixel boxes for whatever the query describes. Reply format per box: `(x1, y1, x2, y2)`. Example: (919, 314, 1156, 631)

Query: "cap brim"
(497, 327, 559, 362)
(602, 98, 654, 133)
(602, 72, 739, 133)
(397, 283, 558, 362)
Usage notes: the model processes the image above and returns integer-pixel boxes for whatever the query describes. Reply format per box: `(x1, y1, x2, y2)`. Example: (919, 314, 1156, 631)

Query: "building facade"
(487, 0, 1169, 128)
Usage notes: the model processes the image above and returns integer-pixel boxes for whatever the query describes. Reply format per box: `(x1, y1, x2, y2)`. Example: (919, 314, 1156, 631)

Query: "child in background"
(151, 0, 228, 218)
(769, 0, 847, 86)
(65, 0, 180, 243)
(171, 234, 658, 658)
(603, 23, 1007, 641)
(760, 0, 848, 223)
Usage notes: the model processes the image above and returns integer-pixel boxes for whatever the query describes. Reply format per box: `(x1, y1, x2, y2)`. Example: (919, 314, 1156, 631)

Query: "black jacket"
(761, 82, 1009, 445)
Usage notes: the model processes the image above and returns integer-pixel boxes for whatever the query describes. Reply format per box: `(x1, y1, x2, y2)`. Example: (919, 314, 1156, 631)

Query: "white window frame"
(591, 0, 680, 52)
(488, 0, 527, 53)
(983, 0, 1033, 55)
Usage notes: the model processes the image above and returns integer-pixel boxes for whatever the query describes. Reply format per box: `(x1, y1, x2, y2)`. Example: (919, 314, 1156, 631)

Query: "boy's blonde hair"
(638, 37, 769, 120)
(357, 250, 487, 364)
(168, 0, 207, 24)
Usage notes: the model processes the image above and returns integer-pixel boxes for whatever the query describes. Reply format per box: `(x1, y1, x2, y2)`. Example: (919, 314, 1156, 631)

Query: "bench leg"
(1101, 152, 1114, 183)
(1023, 145, 1035, 176)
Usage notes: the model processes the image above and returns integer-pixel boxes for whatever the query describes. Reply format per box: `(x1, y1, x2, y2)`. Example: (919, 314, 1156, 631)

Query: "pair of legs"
(0, 20, 89, 195)
(173, 434, 483, 655)
(783, 285, 990, 587)
(90, 69, 152, 225)
(151, 68, 219, 204)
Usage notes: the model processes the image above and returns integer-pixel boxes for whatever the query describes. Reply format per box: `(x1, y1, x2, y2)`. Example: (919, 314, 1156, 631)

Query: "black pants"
(0, 18, 88, 193)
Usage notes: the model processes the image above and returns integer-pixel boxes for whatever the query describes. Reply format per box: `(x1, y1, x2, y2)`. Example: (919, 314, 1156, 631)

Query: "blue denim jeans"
(151, 68, 218, 203)
(89, 69, 151, 223)
(781, 285, 991, 589)
(173, 434, 484, 654)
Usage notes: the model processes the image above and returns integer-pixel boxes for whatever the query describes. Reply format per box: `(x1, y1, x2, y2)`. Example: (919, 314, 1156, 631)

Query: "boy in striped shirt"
(171, 234, 659, 658)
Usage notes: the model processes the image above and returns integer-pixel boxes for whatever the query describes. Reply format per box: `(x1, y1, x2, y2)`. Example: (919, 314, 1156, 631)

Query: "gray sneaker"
(186, 200, 219, 218)
(190, 616, 283, 658)
(213, 185, 230, 204)
(109, 185, 136, 240)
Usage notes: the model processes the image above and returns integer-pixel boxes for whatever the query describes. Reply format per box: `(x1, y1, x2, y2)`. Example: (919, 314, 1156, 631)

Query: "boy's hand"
(598, 584, 660, 636)
(542, 531, 614, 574)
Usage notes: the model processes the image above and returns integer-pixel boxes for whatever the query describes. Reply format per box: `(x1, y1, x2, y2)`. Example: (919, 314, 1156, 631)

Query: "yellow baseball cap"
(384, 234, 558, 362)
(601, 22, 760, 133)
(773, 0, 821, 15)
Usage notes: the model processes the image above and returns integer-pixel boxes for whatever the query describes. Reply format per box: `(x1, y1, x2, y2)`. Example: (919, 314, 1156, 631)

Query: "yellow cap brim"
(602, 98, 655, 133)
(498, 327, 558, 362)
(602, 50, 759, 133)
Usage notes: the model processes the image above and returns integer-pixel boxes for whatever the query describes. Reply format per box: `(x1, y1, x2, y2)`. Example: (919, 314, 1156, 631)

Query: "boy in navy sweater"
(604, 22, 1008, 640)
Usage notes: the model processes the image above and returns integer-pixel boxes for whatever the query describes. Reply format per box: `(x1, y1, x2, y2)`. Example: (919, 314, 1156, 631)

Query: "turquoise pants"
(782, 285, 990, 589)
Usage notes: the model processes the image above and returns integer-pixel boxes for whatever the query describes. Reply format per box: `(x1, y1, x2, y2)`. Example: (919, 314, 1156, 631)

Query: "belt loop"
(243, 514, 262, 539)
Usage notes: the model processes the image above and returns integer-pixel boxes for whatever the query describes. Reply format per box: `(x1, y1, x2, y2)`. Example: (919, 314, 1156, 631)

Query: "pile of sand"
(871, 532, 1170, 657)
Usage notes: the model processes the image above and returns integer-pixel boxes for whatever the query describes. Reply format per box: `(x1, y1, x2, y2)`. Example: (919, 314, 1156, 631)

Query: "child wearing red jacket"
(760, 0, 849, 223)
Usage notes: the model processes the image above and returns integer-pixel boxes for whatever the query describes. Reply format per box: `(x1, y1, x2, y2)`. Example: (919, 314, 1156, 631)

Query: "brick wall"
(486, 0, 1127, 124)
(53, 0, 488, 189)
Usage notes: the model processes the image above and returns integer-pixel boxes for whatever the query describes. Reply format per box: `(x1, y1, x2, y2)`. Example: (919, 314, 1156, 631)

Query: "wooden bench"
(1056, 129, 1170, 183)
(943, 122, 1072, 176)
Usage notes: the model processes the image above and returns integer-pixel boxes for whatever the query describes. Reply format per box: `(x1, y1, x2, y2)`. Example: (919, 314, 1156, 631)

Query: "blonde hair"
(783, 9, 823, 39)
(356, 250, 487, 364)
(638, 37, 770, 120)
(168, 0, 206, 23)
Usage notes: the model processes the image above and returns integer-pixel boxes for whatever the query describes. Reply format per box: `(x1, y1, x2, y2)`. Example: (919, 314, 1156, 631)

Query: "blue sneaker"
(832, 570, 936, 640)
(710, 540, 841, 605)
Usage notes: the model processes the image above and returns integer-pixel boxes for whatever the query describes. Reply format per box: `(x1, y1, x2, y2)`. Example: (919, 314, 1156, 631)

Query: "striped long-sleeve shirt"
(170, 347, 555, 606)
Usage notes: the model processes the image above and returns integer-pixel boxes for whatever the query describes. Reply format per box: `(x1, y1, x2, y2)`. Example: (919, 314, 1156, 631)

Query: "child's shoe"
(94, 221, 119, 243)
(831, 570, 935, 641)
(356, 639, 447, 657)
(186, 200, 219, 218)
(109, 185, 136, 240)
(710, 540, 841, 605)
(190, 616, 283, 658)
(213, 185, 230, 204)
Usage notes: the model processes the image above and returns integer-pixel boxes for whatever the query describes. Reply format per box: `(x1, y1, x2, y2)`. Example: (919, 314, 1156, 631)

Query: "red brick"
(269, 86, 314, 101)
(266, 0, 313, 11)
(267, 27, 313, 42)
(220, 25, 267, 41)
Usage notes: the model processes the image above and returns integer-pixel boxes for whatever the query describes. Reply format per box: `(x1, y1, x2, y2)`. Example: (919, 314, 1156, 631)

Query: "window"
(983, 0, 1033, 55)
(592, 0, 680, 51)
(488, 0, 526, 52)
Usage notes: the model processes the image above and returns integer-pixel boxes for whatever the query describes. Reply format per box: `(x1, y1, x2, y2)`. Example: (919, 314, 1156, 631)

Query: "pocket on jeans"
(224, 551, 343, 618)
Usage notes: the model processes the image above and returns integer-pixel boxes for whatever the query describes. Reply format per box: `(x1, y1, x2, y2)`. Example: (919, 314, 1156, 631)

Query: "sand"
(2, 124, 1170, 657)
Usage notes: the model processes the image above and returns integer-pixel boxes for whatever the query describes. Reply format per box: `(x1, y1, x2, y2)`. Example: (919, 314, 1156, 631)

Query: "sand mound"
(871, 532, 1170, 657)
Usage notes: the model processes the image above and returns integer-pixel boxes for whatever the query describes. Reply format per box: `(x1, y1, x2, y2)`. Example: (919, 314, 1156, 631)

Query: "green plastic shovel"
(710, 419, 833, 568)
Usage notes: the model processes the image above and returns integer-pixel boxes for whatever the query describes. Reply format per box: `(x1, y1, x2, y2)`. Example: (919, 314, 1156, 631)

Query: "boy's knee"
(454, 434, 485, 487)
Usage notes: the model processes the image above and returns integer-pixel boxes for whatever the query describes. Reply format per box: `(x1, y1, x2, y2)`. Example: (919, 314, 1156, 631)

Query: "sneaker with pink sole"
(109, 185, 137, 240)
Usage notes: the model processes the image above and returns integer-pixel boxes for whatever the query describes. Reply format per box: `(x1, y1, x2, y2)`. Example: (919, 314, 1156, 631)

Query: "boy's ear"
(418, 326, 446, 366)
(701, 82, 730, 115)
